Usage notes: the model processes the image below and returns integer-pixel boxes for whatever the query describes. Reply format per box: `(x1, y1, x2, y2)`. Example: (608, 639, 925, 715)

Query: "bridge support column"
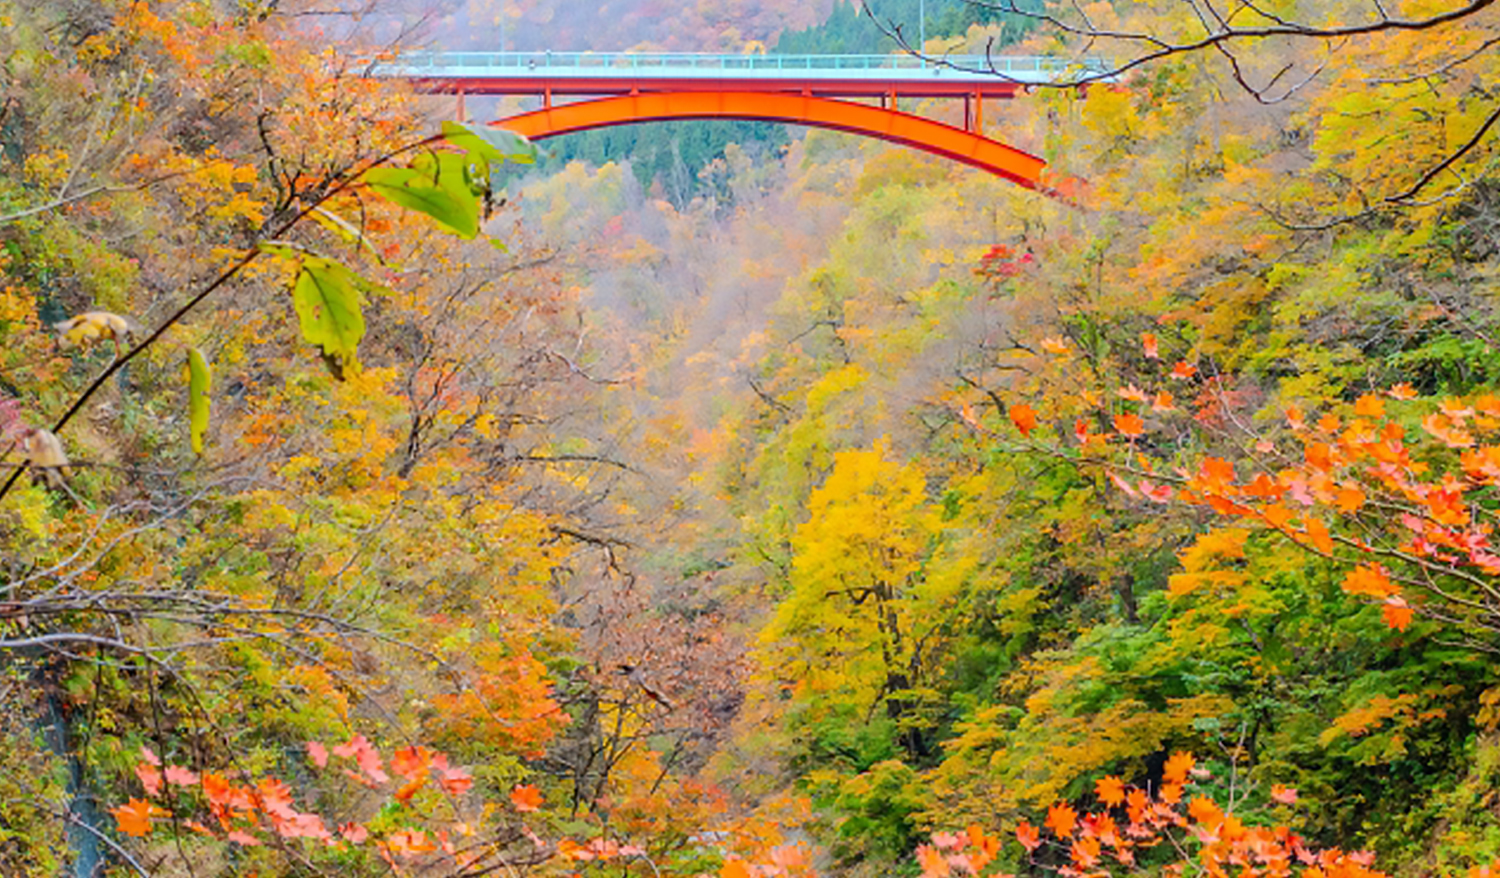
(456, 86, 466, 121)
(973, 90, 983, 134)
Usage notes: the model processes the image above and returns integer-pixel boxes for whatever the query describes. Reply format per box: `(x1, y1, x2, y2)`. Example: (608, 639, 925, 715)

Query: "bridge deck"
(373, 52, 1106, 98)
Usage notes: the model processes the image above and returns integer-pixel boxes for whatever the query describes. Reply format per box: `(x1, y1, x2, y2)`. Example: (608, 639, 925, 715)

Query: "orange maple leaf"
(1442, 397, 1475, 420)
(1142, 333, 1159, 359)
(1045, 803, 1078, 838)
(1114, 412, 1145, 439)
(1270, 784, 1298, 804)
(510, 784, 543, 812)
(1334, 487, 1366, 513)
(1095, 775, 1127, 807)
(1186, 796, 1224, 830)
(916, 844, 951, 877)
(387, 828, 435, 857)
(1260, 503, 1295, 529)
(390, 745, 432, 781)
(721, 858, 753, 878)
(111, 798, 159, 837)
(394, 777, 427, 803)
(1015, 820, 1042, 852)
(1343, 564, 1396, 599)
(1353, 394, 1385, 418)
(1010, 403, 1038, 437)
(965, 824, 999, 862)
(1163, 751, 1195, 785)
(1303, 517, 1334, 555)
(1387, 383, 1418, 401)
(1170, 361, 1197, 380)
(1383, 595, 1415, 631)
(1071, 835, 1102, 868)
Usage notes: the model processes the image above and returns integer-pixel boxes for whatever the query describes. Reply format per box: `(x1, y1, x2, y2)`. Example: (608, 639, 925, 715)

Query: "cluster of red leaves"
(556, 836, 647, 862)
(915, 753, 1387, 878)
(717, 844, 815, 877)
(110, 739, 501, 866)
(0, 396, 23, 442)
(976, 244, 1037, 281)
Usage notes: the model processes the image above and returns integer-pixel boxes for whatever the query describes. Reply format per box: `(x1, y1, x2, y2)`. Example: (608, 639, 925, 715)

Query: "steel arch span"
(490, 92, 1048, 190)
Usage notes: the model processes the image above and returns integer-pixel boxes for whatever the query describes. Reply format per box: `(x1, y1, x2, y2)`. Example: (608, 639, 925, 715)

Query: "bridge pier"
(962, 91, 985, 134)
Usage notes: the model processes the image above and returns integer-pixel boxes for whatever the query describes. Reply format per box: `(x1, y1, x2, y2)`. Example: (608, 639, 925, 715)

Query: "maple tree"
(912, 751, 1415, 878)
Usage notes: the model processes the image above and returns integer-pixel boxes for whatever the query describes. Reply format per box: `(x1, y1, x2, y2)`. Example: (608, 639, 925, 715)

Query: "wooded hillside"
(4, 0, 1500, 875)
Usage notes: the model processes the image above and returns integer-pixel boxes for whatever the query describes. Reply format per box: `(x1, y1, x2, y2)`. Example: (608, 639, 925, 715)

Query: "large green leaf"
(419, 150, 489, 201)
(363, 163, 480, 238)
(187, 347, 211, 455)
(292, 256, 371, 379)
(441, 120, 539, 166)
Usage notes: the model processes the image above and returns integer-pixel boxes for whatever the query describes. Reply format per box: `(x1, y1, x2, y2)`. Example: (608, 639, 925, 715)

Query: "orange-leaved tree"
(913, 752, 1419, 878)
(112, 739, 566, 873)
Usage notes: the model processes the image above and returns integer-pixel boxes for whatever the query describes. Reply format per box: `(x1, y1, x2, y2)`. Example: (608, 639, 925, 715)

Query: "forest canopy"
(5, 0, 1500, 875)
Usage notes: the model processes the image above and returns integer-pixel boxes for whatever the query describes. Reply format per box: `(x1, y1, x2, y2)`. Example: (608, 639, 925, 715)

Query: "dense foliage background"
(6, 0, 1500, 875)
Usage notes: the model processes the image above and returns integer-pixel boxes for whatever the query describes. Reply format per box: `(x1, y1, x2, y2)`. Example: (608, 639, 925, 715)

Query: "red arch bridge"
(371, 52, 1108, 192)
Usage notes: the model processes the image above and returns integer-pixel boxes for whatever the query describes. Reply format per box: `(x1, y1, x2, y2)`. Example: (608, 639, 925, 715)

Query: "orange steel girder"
(491, 91, 1046, 190)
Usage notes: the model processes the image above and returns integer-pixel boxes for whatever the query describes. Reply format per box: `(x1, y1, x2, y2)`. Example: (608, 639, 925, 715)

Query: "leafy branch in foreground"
(0, 121, 536, 507)
(111, 740, 555, 874)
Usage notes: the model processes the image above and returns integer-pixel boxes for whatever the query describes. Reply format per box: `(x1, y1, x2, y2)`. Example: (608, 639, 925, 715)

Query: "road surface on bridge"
(371, 51, 1109, 98)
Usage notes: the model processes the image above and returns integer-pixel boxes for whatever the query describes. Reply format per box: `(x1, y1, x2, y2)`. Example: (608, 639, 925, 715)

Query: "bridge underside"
(490, 92, 1047, 189)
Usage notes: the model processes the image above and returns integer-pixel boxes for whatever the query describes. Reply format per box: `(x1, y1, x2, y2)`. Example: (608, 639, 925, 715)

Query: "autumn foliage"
(10, 0, 1500, 875)
(915, 753, 1400, 878)
(105, 741, 565, 871)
